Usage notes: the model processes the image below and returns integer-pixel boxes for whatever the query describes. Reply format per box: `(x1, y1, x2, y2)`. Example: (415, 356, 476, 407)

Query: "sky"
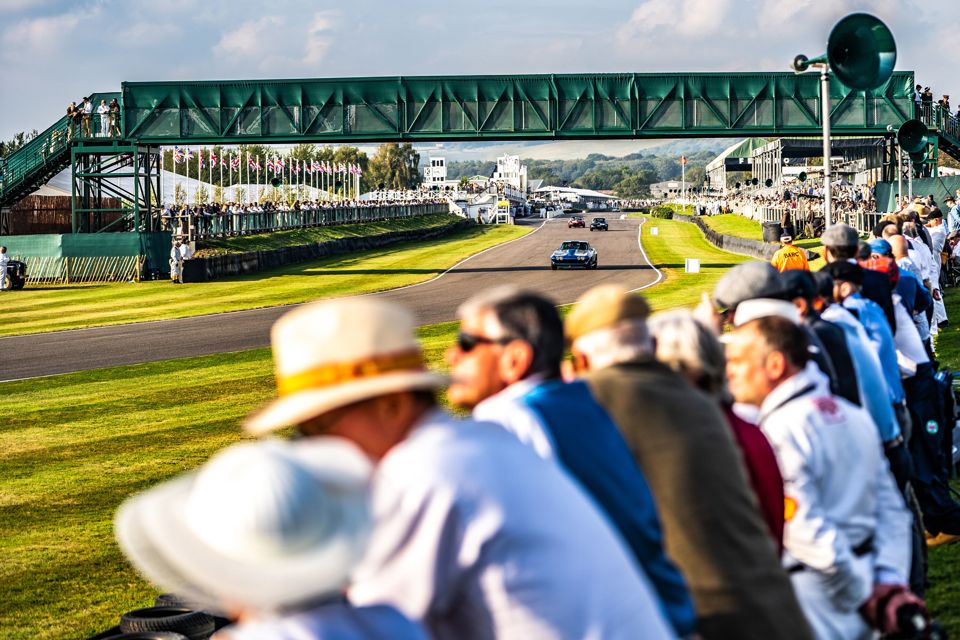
(1, 0, 957, 151)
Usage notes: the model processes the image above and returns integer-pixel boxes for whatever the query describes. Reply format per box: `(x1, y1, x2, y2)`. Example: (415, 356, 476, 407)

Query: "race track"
(0, 214, 659, 381)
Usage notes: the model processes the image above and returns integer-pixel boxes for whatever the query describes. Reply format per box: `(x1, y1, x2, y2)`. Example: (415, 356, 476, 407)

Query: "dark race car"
(567, 215, 585, 229)
(2, 260, 27, 290)
(550, 240, 598, 270)
(590, 217, 608, 231)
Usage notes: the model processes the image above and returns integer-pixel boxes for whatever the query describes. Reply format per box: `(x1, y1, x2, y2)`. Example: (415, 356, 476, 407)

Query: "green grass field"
(1, 216, 957, 638)
(196, 213, 456, 255)
(0, 223, 529, 338)
(698, 213, 824, 268)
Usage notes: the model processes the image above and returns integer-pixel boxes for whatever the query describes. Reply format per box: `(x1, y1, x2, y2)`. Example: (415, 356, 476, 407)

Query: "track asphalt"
(0, 214, 659, 381)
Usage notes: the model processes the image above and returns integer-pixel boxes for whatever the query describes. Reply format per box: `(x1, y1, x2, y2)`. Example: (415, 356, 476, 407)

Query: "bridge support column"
(71, 143, 162, 233)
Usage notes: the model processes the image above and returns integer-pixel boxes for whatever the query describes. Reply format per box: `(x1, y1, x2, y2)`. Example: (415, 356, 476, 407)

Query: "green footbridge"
(0, 70, 957, 266)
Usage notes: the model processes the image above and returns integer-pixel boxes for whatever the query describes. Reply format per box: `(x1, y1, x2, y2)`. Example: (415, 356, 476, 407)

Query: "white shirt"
(758, 369, 911, 611)
(907, 236, 937, 283)
(97, 103, 109, 116)
(891, 293, 930, 375)
(0, 252, 9, 270)
(348, 410, 675, 640)
(929, 223, 947, 256)
(473, 376, 556, 459)
(179, 243, 194, 260)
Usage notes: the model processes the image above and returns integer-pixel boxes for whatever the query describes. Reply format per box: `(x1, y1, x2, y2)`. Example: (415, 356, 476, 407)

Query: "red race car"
(567, 215, 585, 228)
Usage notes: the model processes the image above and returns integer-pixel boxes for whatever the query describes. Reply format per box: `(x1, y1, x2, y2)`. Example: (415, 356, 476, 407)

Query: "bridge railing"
(919, 103, 960, 144)
(169, 203, 450, 241)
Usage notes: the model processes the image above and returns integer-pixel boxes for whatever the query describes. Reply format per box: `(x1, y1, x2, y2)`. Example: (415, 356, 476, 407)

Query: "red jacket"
(724, 405, 785, 555)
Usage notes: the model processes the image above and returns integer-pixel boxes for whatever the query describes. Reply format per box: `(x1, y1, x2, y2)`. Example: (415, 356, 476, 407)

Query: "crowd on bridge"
(111, 195, 958, 638)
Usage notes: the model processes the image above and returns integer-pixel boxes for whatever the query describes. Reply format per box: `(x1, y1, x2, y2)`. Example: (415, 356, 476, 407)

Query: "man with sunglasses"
(244, 296, 676, 640)
(447, 286, 696, 638)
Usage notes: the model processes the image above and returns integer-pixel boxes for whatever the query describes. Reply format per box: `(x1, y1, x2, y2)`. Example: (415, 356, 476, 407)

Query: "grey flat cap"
(820, 223, 859, 248)
(713, 262, 787, 310)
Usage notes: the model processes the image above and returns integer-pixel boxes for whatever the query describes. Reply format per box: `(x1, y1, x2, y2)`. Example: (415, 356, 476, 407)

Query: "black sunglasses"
(456, 331, 512, 353)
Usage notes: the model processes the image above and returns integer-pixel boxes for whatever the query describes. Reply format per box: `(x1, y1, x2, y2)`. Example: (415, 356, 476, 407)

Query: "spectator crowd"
(110, 198, 960, 639)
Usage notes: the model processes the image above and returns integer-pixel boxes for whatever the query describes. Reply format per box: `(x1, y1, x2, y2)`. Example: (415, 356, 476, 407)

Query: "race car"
(550, 240, 598, 270)
(567, 215, 585, 228)
(590, 217, 608, 231)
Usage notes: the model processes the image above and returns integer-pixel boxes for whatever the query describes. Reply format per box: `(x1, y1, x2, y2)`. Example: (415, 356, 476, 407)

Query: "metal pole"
(896, 145, 902, 208)
(908, 155, 913, 200)
(820, 67, 833, 228)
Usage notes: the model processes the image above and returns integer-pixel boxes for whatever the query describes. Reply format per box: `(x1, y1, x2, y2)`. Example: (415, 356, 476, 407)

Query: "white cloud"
(303, 11, 338, 65)
(214, 16, 284, 60)
(1, 4, 99, 51)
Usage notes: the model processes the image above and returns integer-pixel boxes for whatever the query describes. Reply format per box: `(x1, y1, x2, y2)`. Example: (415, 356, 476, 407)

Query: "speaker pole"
(820, 67, 833, 228)
(897, 144, 902, 207)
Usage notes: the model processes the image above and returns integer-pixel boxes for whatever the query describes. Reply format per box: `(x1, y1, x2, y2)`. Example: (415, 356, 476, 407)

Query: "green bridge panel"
(122, 72, 916, 144)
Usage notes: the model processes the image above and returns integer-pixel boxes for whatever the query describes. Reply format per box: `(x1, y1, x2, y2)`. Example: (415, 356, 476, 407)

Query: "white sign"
(650, 227, 659, 236)
(684, 258, 700, 273)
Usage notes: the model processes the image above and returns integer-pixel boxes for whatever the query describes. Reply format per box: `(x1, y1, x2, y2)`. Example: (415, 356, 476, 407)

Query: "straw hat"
(565, 284, 650, 343)
(115, 438, 372, 614)
(245, 297, 448, 435)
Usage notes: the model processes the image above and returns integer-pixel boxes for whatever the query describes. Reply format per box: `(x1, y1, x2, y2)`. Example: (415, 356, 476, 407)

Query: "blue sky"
(1, 0, 956, 143)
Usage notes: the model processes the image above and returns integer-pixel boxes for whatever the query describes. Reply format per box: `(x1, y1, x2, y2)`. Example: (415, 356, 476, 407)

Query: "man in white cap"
(244, 297, 676, 640)
(724, 305, 919, 639)
(116, 438, 428, 639)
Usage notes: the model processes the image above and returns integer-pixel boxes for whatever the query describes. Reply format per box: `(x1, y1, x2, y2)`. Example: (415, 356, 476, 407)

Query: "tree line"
(443, 150, 715, 198)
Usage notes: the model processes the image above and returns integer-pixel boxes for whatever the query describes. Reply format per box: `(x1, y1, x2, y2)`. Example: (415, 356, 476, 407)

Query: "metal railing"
(168, 203, 450, 240)
(11, 254, 140, 286)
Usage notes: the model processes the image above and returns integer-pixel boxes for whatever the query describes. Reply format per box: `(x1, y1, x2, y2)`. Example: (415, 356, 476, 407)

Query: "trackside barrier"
(170, 204, 449, 240)
(13, 255, 140, 286)
(672, 214, 819, 262)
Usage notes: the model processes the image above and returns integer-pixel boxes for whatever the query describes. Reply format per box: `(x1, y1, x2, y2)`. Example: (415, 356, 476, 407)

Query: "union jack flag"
(231, 156, 241, 170)
(304, 161, 312, 174)
(312, 161, 322, 172)
(184, 148, 194, 162)
(198, 152, 205, 169)
(209, 151, 218, 165)
(292, 163, 300, 175)
(276, 157, 286, 169)
(249, 158, 261, 171)
(266, 159, 276, 173)
(172, 146, 184, 164)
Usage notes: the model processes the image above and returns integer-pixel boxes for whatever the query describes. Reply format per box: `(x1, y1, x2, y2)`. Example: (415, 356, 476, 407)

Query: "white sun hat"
(245, 297, 448, 435)
(732, 298, 801, 327)
(115, 437, 372, 615)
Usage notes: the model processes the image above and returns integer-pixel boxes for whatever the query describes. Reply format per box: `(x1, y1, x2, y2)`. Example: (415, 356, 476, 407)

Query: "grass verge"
(196, 213, 458, 255)
(1, 224, 529, 338)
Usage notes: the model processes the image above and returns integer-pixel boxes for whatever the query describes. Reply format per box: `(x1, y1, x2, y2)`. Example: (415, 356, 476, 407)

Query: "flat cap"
(733, 298, 800, 327)
(926, 208, 943, 220)
(713, 262, 786, 311)
(566, 284, 650, 343)
(780, 269, 817, 301)
(820, 223, 859, 248)
(822, 260, 864, 286)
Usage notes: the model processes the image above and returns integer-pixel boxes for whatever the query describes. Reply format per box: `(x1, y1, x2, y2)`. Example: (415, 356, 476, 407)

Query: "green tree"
(367, 143, 420, 190)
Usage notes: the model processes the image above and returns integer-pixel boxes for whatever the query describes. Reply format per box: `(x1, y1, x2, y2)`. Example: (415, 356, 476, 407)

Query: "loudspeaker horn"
(827, 14, 896, 90)
(270, 177, 282, 188)
(751, 178, 759, 186)
(764, 178, 774, 188)
(792, 14, 896, 91)
(735, 181, 742, 189)
(798, 171, 808, 182)
(909, 149, 928, 163)
(897, 119, 929, 154)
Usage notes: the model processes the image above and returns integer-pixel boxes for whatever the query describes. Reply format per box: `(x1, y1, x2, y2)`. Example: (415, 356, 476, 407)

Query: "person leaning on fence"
(0, 246, 9, 291)
(244, 296, 677, 639)
(170, 239, 183, 284)
(66, 102, 78, 139)
(97, 100, 109, 138)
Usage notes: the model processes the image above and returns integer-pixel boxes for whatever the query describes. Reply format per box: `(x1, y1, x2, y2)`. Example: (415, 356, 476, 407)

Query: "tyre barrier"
(104, 633, 189, 640)
(672, 214, 819, 262)
(186, 219, 475, 282)
(119, 607, 215, 640)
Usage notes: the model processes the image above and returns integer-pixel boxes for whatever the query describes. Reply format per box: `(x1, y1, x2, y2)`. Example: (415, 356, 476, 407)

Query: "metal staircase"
(0, 92, 119, 209)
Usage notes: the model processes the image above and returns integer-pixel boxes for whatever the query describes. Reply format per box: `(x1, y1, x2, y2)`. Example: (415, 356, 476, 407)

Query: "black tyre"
(12, 278, 25, 290)
(551, 264, 558, 271)
(153, 596, 231, 632)
(119, 607, 215, 640)
(104, 633, 189, 640)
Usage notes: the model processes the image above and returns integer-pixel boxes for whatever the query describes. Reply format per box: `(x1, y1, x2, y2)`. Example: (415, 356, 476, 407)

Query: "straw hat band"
(277, 349, 426, 397)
